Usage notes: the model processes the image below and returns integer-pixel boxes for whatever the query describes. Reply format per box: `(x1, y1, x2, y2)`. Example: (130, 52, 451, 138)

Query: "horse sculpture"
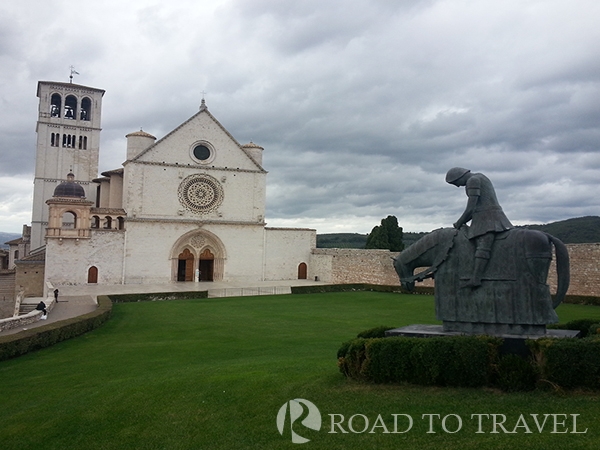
(393, 226, 570, 336)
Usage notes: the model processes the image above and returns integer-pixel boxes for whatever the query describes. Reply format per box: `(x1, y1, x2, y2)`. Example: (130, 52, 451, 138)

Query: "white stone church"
(30, 80, 316, 290)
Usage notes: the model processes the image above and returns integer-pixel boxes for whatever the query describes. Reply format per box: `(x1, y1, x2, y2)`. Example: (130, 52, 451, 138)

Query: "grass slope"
(1, 292, 599, 449)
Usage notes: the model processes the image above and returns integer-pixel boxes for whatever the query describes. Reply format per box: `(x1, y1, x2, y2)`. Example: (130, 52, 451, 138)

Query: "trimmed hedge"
(339, 322, 600, 391)
(293, 283, 600, 304)
(109, 291, 208, 303)
(357, 325, 396, 339)
(0, 295, 112, 362)
(547, 318, 599, 338)
(529, 337, 600, 389)
(338, 334, 501, 388)
(560, 294, 600, 306)
(291, 283, 434, 295)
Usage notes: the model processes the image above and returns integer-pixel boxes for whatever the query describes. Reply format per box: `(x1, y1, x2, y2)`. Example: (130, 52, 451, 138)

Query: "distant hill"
(0, 232, 21, 249)
(521, 216, 600, 244)
(317, 216, 600, 248)
(317, 231, 427, 249)
(316, 233, 367, 249)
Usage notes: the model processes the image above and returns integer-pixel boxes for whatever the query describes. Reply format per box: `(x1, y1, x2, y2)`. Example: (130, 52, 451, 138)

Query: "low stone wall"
(0, 294, 56, 333)
(311, 248, 401, 285)
(315, 243, 600, 297)
(547, 243, 600, 297)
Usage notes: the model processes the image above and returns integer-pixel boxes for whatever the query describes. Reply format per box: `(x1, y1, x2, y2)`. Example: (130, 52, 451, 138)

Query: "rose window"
(178, 174, 224, 214)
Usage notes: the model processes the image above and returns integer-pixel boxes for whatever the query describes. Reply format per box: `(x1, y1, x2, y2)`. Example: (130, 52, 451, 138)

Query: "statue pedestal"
(385, 324, 580, 357)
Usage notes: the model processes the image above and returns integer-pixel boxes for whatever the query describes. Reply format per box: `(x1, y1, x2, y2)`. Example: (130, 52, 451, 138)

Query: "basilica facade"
(34, 81, 315, 289)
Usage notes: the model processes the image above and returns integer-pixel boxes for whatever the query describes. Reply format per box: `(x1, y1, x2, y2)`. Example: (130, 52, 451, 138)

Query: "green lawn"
(1, 292, 600, 449)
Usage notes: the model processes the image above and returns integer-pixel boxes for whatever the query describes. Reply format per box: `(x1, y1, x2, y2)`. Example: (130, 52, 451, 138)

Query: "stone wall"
(547, 243, 600, 297)
(311, 248, 401, 285)
(315, 243, 600, 297)
(15, 262, 45, 298)
(0, 270, 16, 318)
(0, 295, 56, 332)
(264, 227, 316, 281)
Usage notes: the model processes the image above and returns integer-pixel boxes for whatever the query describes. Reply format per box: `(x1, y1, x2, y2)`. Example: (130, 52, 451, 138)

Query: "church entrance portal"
(199, 248, 214, 281)
(177, 248, 195, 281)
(171, 231, 225, 282)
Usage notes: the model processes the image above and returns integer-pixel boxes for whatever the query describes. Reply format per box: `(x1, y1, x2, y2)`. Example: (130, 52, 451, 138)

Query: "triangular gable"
(129, 107, 265, 172)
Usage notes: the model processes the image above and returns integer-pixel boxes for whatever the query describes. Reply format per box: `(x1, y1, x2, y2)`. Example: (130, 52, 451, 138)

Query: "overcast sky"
(1, 0, 599, 235)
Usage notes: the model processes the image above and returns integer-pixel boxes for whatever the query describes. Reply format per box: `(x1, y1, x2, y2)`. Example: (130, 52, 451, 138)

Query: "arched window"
(50, 93, 61, 117)
(14, 250, 19, 261)
(51, 133, 60, 147)
(91, 216, 100, 228)
(64, 95, 77, 119)
(61, 211, 77, 229)
(117, 217, 125, 230)
(63, 134, 76, 148)
(80, 97, 91, 121)
(103, 216, 112, 229)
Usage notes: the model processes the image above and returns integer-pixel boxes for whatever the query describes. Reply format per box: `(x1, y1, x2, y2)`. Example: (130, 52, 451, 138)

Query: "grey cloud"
(1, 0, 600, 234)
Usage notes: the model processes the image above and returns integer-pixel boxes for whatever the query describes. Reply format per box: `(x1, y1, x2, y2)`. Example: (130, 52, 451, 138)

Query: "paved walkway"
(0, 279, 325, 337)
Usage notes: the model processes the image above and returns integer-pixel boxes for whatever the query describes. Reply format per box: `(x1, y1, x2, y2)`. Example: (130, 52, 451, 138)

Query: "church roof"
(101, 168, 124, 177)
(18, 247, 46, 263)
(37, 81, 105, 96)
(127, 103, 267, 173)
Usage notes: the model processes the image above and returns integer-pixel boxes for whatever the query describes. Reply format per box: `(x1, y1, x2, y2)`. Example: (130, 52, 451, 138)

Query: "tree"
(365, 215, 404, 251)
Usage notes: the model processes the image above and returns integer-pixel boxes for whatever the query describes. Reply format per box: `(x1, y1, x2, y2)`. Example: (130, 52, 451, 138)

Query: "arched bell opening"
(61, 211, 77, 229)
(50, 93, 61, 117)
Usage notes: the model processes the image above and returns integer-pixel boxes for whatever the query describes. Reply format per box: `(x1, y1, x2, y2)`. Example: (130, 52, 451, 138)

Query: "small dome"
(242, 141, 263, 150)
(53, 173, 86, 198)
(125, 129, 156, 139)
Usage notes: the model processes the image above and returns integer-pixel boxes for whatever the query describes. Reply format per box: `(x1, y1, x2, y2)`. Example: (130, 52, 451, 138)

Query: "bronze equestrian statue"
(394, 168, 569, 336)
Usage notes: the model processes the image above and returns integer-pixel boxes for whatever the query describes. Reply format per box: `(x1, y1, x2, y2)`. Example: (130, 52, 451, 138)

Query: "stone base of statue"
(442, 321, 547, 336)
(385, 324, 579, 339)
(385, 324, 580, 356)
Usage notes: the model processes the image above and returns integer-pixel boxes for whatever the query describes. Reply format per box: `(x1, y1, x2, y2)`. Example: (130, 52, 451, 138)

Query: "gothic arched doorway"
(177, 248, 195, 281)
(199, 248, 214, 281)
(171, 230, 226, 282)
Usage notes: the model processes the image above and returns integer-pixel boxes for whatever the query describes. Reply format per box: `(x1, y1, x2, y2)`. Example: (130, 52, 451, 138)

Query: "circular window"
(190, 141, 215, 164)
(193, 145, 211, 161)
(178, 174, 224, 214)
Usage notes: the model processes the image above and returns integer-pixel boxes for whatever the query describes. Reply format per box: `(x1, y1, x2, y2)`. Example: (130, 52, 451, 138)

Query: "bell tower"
(30, 80, 105, 249)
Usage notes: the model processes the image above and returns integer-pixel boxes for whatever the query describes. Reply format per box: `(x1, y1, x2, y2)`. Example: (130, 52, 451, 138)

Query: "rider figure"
(446, 167, 513, 288)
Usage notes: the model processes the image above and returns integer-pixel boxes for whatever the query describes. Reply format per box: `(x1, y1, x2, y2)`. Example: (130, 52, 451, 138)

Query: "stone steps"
(19, 303, 39, 315)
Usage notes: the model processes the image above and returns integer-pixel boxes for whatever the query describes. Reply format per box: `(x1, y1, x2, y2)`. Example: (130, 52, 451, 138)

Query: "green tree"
(365, 215, 404, 251)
